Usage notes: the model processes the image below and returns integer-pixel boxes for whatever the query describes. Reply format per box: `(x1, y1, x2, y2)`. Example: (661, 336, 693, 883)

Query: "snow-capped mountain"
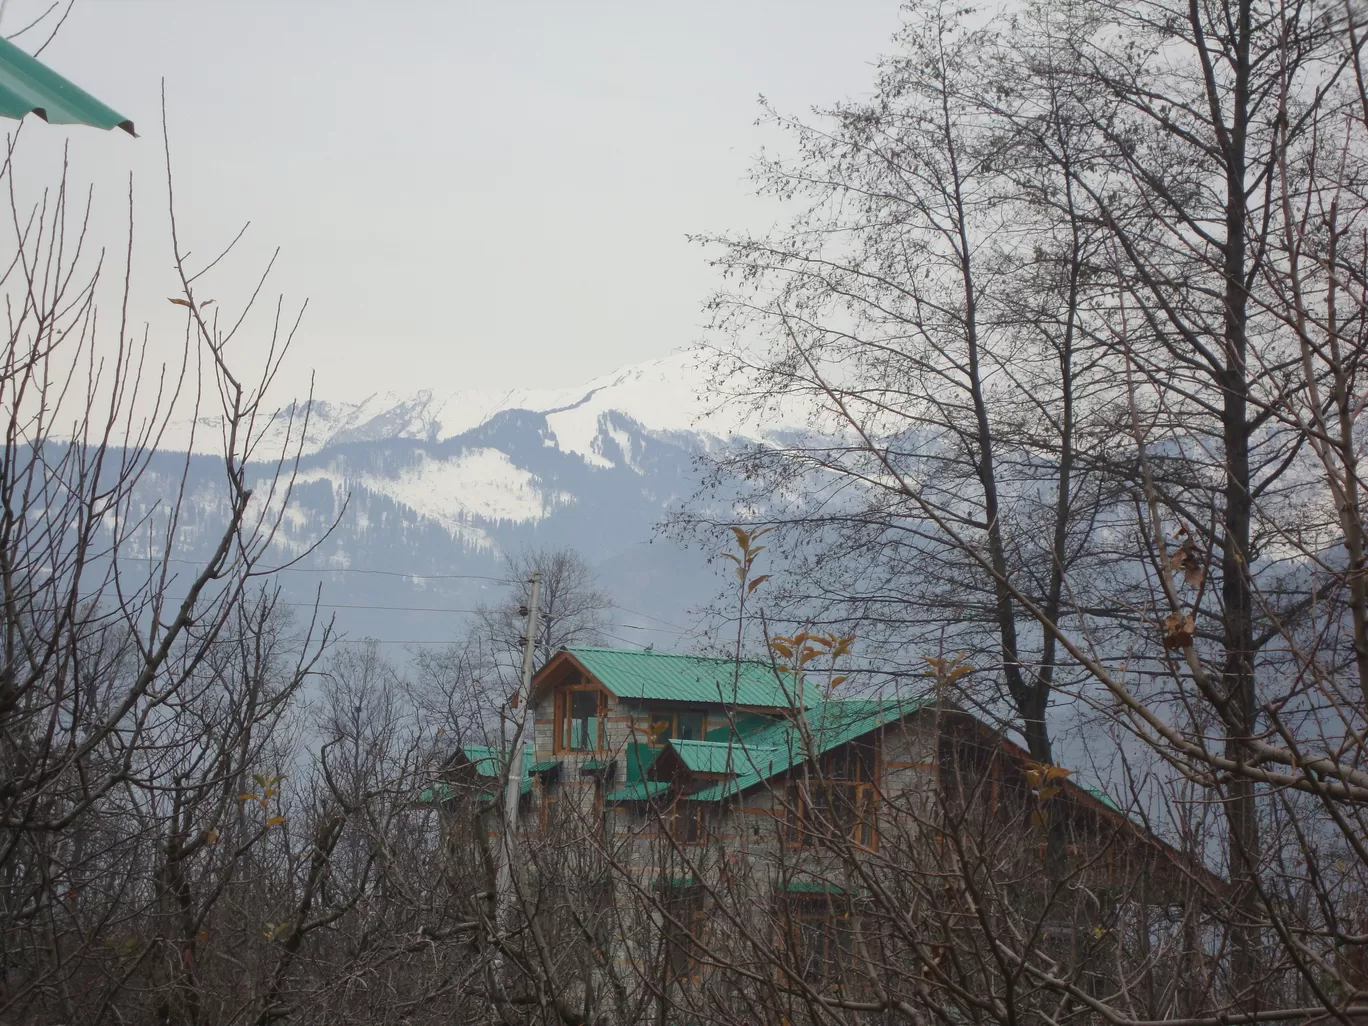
(146, 349, 798, 654)
(171, 349, 793, 460)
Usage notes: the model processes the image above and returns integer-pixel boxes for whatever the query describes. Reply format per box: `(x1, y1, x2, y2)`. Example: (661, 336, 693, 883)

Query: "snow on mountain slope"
(162, 349, 803, 461)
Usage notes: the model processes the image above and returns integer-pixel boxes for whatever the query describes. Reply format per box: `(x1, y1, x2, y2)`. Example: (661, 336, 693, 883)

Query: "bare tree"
(475, 546, 613, 676)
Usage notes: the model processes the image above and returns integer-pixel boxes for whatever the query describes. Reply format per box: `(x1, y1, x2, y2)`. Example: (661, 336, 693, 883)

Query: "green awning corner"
(606, 780, 670, 802)
(652, 876, 700, 890)
(528, 760, 560, 774)
(0, 35, 134, 135)
(580, 759, 614, 772)
(416, 782, 456, 805)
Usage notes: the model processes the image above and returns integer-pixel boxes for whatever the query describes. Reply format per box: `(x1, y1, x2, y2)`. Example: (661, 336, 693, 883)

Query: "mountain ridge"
(129, 349, 792, 652)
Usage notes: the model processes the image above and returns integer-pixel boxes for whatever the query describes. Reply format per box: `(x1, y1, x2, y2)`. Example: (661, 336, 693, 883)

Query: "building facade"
(432, 646, 1213, 1022)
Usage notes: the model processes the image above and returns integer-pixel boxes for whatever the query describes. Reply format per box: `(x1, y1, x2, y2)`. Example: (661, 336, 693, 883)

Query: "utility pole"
(495, 572, 540, 933)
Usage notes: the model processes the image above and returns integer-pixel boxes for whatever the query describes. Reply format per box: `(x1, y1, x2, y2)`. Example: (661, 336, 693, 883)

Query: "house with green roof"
(433, 646, 1189, 886)
(429, 645, 1215, 994)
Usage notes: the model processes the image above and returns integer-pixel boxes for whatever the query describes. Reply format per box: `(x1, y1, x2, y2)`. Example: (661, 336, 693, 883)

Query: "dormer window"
(558, 687, 606, 752)
(648, 709, 705, 745)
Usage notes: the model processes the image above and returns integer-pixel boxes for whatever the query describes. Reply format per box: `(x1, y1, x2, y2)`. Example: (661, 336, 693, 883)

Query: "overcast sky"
(4, 1, 901, 403)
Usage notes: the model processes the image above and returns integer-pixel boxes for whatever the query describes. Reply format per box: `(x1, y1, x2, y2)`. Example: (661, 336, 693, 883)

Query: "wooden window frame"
(540, 790, 560, 835)
(555, 685, 609, 754)
(780, 894, 858, 987)
(663, 885, 707, 982)
(645, 708, 707, 747)
(667, 800, 707, 846)
(784, 737, 881, 850)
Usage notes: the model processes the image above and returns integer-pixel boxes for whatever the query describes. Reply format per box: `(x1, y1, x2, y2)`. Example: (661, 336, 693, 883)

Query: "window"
(647, 709, 706, 745)
(667, 801, 707, 845)
(662, 885, 706, 980)
(558, 687, 606, 752)
(677, 711, 704, 741)
(784, 738, 879, 849)
(541, 791, 560, 835)
(780, 895, 857, 987)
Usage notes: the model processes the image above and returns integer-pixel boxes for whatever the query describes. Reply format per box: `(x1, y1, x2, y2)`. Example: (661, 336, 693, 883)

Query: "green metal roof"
(416, 782, 456, 805)
(460, 745, 504, 778)
(686, 696, 930, 803)
(652, 876, 700, 889)
(528, 760, 560, 774)
(415, 775, 533, 805)
(605, 780, 671, 802)
(566, 646, 810, 709)
(580, 758, 613, 771)
(705, 711, 780, 741)
(1081, 784, 1122, 813)
(624, 742, 660, 783)
(0, 36, 134, 135)
(781, 880, 851, 894)
(667, 738, 780, 777)
(417, 744, 535, 804)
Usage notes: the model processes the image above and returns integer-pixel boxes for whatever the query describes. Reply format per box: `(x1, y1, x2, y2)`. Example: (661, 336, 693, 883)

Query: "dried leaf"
(830, 675, 847, 688)
(1169, 537, 1205, 588)
(1163, 611, 1196, 650)
(266, 816, 286, 828)
(746, 574, 771, 594)
(167, 297, 191, 307)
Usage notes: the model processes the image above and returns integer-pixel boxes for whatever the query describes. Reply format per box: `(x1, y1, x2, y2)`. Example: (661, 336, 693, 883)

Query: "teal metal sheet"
(567, 646, 810, 709)
(423, 744, 536, 804)
(527, 760, 560, 774)
(460, 745, 502, 778)
(624, 742, 659, 783)
(0, 36, 133, 134)
(1081, 784, 1122, 813)
(705, 711, 779, 742)
(668, 738, 780, 777)
(606, 780, 670, 802)
(416, 782, 455, 805)
(686, 696, 930, 803)
(652, 876, 700, 889)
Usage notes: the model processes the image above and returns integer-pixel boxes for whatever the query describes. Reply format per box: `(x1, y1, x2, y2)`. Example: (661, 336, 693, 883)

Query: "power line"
(274, 600, 691, 634)
(609, 601, 693, 633)
(268, 566, 516, 584)
(128, 556, 517, 584)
